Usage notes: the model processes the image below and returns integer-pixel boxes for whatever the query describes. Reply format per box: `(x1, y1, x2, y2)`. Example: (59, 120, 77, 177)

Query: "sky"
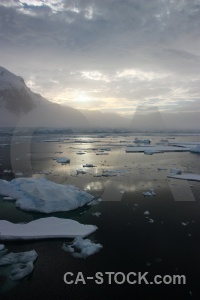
(0, 0, 200, 118)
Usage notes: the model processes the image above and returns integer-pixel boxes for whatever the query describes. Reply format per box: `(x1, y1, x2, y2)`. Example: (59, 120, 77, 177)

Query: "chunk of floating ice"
(144, 150, 163, 155)
(144, 211, 150, 215)
(190, 145, 200, 153)
(181, 222, 189, 226)
(142, 189, 156, 197)
(54, 157, 70, 163)
(15, 171, 23, 176)
(10, 261, 34, 281)
(148, 218, 154, 223)
(157, 167, 167, 171)
(83, 164, 95, 167)
(0, 250, 37, 265)
(87, 198, 102, 206)
(92, 212, 101, 217)
(134, 138, 151, 144)
(100, 148, 111, 151)
(76, 152, 85, 155)
(0, 178, 93, 213)
(0, 244, 6, 252)
(3, 196, 14, 200)
(76, 169, 86, 175)
(126, 146, 191, 153)
(167, 173, 200, 182)
(0, 217, 97, 240)
(170, 169, 182, 175)
(62, 236, 103, 258)
(0, 250, 37, 281)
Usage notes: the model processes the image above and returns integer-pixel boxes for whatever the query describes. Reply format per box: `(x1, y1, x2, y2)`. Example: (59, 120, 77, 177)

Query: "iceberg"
(190, 145, 200, 153)
(0, 177, 93, 213)
(0, 217, 97, 240)
(142, 189, 156, 196)
(62, 236, 103, 258)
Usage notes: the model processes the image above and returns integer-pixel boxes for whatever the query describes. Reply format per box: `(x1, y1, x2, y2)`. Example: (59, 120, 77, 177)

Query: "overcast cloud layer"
(0, 0, 200, 119)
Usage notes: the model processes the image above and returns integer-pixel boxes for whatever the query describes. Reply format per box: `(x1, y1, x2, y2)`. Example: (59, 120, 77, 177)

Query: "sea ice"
(0, 217, 97, 240)
(142, 189, 156, 197)
(144, 211, 150, 215)
(0, 250, 37, 281)
(0, 177, 94, 213)
(83, 164, 95, 167)
(170, 169, 182, 175)
(62, 236, 103, 258)
(0, 250, 37, 265)
(167, 173, 200, 182)
(54, 157, 70, 163)
(134, 138, 150, 144)
(190, 145, 200, 153)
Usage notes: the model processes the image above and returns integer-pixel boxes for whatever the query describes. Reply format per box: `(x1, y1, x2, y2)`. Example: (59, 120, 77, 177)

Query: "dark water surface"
(0, 133, 200, 299)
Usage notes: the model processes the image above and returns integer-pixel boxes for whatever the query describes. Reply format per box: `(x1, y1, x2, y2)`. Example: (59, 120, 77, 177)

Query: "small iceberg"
(142, 189, 156, 197)
(0, 217, 97, 240)
(83, 164, 95, 167)
(62, 237, 103, 258)
(0, 178, 93, 213)
(190, 145, 200, 153)
(54, 157, 70, 164)
(0, 250, 37, 281)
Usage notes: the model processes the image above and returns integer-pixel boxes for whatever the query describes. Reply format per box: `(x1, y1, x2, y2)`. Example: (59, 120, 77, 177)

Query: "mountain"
(0, 67, 89, 128)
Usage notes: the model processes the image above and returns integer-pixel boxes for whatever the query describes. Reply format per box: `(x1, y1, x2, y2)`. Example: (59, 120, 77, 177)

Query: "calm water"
(0, 133, 200, 299)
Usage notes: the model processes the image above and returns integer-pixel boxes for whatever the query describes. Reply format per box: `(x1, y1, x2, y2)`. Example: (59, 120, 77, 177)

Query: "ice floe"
(190, 145, 200, 153)
(62, 236, 103, 258)
(0, 250, 37, 281)
(92, 212, 101, 217)
(142, 189, 156, 196)
(54, 157, 70, 164)
(126, 146, 191, 153)
(0, 177, 94, 213)
(134, 138, 151, 144)
(0, 217, 97, 240)
(167, 173, 200, 181)
(76, 169, 86, 175)
(83, 164, 95, 167)
(144, 150, 163, 155)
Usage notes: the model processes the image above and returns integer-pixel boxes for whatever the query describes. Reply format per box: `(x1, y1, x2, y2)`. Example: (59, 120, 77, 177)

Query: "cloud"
(0, 0, 200, 121)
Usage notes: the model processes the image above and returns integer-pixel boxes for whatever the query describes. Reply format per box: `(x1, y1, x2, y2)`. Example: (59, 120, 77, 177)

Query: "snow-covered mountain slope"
(0, 67, 89, 128)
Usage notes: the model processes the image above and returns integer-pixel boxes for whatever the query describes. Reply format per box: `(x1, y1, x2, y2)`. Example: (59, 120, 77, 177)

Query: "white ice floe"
(144, 211, 150, 215)
(181, 222, 189, 226)
(3, 196, 14, 200)
(0, 250, 37, 281)
(100, 148, 111, 151)
(83, 164, 95, 167)
(62, 236, 103, 258)
(167, 173, 200, 182)
(87, 198, 102, 206)
(142, 189, 156, 197)
(0, 217, 97, 240)
(95, 169, 128, 177)
(0, 177, 94, 213)
(54, 157, 70, 164)
(76, 152, 85, 155)
(190, 145, 200, 153)
(157, 167, 167, 171)
(126, 146, 191, 153)
(148, 219, 154, 223)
